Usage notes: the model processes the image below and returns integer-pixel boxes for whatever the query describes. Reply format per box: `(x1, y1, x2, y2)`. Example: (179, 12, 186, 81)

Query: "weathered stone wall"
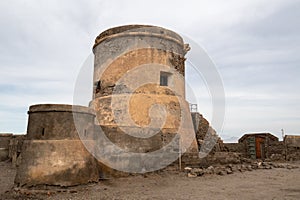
(285, 135, 300, 147)
(27, 104, 95, 140)
(188, 112, 231, 167)
(224, 143, 246, 155)
(92, 25, 188, 131)
(15, 104, 99, 187)
(206, 152, 242, 165)
(0, 133, 13, 161)
(0, 134, 25, 164)
(191, 112, 224, 154)
(100, 125, 169, 153)
(191, 113, 209, 142)
(9, 135, 26, 166)
(286, 147, 300, 161)
(15, 140, 98, 187)
(0, 133, 13, 148)
(285, 135, 300, 161)
(267, 141, 285, 160)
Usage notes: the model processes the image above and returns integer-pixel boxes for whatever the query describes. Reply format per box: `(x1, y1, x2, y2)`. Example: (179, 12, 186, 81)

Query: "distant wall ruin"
(0, 133, 13, 161)
(0, 133, 25, 165)
(284, 135, 300, 161)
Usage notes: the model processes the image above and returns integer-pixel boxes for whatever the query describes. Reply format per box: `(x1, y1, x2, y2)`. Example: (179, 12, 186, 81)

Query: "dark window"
(42, 128, 45, 136)
(96, 81, 101, 93)
(160, 73, 169, 86)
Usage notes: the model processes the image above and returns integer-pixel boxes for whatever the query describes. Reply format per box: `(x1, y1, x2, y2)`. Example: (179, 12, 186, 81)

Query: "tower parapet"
(26, 104, 95, 140)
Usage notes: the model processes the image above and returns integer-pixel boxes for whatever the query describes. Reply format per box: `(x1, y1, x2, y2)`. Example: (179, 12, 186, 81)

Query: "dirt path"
(1, 162, 300, 200)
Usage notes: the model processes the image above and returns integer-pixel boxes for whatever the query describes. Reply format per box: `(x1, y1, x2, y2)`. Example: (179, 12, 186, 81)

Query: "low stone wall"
(180, 152, 201, 168)
(206, 152, 242, 165)
(9, 135, 26, 166)
(0, 133, 13, 148)
(285, 135, 300, 161)
(0, 134, 26, 163)
(267, 141, 285, 161)
(0, 133, 13, 161)
(286, 146, 300, 161)
(224, 143, 246, 155)
(285, 135, 300, 147)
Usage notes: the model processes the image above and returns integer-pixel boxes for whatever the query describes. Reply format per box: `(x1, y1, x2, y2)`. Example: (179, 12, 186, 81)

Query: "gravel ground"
(1, 161, 300, 200)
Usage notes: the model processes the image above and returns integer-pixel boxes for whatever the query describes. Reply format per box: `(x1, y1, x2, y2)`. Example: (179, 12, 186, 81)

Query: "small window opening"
(84, 129, 87, 137)
(42, 128, 45, 136)
(95, 81, 101, 93)
(160, 72, 170, 86)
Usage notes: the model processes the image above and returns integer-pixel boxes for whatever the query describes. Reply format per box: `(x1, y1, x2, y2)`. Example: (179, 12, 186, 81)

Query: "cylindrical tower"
(26, 104, 95, 140)
(91, 25, 195, 154)
(15, 104, 99, 187)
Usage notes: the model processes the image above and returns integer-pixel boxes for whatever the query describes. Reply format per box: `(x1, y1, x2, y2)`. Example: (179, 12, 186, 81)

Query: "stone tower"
(15, 104, 99, 187)
(91, 25, 198, 167)
(14, 25, 201, 184)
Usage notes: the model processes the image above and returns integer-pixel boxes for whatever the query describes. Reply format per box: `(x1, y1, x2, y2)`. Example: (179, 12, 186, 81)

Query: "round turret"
(26, 104, 95, 140)
(91, 25, 192, 153)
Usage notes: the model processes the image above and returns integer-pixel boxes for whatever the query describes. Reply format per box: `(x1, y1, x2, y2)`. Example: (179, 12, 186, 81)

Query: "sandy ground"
(1, 161, 300, 200)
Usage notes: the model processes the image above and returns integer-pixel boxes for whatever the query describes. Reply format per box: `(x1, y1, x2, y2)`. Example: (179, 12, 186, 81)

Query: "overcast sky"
(0, 0, 299, 142)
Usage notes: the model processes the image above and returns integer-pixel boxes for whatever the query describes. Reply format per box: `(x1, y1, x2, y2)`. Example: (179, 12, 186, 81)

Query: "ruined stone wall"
(285, 136, 300, 161)
(285, 135, 300, 147)
(0, 134, 25, 164)
(266, 141, 285, 160)
(9, 135, 26, 166)
(224, 143, 246, 155)
(0, 133, 12, 161)
(191, 113, 209, 142)
(15, 104, 99, 187)
(0, 133, 12, 148)
(188, 112, 230, 167)
(286, 146, 300, 161)
(266, 138, 300, 161)
(191, 112, 224, 153)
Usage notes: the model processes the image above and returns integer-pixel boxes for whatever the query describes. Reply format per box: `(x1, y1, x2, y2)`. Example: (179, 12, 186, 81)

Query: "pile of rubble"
(184, 162, 299, 178)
